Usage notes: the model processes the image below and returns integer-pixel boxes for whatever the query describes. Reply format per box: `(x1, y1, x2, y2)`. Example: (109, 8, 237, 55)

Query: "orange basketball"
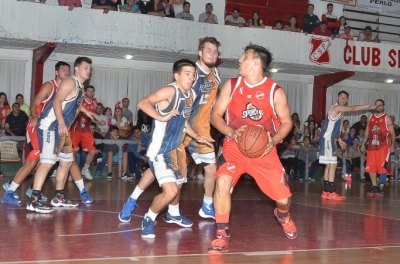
(237, 125, 269, 158)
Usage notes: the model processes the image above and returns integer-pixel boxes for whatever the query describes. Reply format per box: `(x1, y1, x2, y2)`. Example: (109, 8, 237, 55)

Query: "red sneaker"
(208, 229, 230, 254)
(321, 191, 328, 199)
(326, 192, 346, 200)
(346, 175, 352, 182)
(274, 208, 297, 240)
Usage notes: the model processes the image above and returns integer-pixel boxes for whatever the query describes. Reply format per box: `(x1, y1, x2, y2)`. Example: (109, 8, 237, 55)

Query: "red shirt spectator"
(338, 26, 354, 40)
(312, 21, 334, 38)
(58, 0, 82, 7)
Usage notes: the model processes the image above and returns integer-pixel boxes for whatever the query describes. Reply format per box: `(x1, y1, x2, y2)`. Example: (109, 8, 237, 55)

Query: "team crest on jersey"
(242, 103, 264, 121)
(372, 125, 381, 133)
(255, 91, 264, 99)
(181, 104, 193, 118)
(200, 80, 215, 93)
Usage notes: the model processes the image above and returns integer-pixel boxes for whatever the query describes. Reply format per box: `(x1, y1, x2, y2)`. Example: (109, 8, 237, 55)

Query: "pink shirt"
(338, 33, 354, 41)
(58, 0, 82, 7)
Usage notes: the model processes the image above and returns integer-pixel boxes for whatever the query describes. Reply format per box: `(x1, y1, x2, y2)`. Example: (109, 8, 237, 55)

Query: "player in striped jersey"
(319, 90, 375, 201)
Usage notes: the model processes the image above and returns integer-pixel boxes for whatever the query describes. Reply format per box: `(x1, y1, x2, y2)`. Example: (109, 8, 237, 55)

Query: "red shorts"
(26, 124, 40, 161)
(365, 146, 390, 174)
(70, 131, 96, 153)
(217, 139, 291, 201)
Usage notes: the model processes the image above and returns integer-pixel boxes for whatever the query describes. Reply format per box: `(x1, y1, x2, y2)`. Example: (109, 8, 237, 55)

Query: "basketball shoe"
(199, 202, 215, 219)
(2, 181, 19, 199)
(163, 210, 193, 227)
(274, 208, 297, 239)
(80, 188, 93, 203)
(119, 197, 138, 222)
(208, 228, 230, 254)
(50, 193, 78, 207)
(1, 190, 21, 204)
(321, 191, 328, 199)
(367, 186, 378, 197)
(26, 186, 48, 202)
(326, 192, 346, 200)
(141, 214, 156, 238)
(26, 195, 52, 213)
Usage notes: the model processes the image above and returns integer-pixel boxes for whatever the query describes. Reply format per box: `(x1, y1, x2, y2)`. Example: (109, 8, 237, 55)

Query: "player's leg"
(122, 151, 129, 177)
(106, 151, 114, 179)
(366, 150, 379, 196)
(200, 162, 217, 219)
(163, 183, 193, 227)
(69, 160, 93, 203)
(50, 157, 78, 207)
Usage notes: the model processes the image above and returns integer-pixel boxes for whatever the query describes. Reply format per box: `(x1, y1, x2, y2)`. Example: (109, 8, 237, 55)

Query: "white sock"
(168, 203, 180, 216)
(9, 181, 20, 192)
(146, 208, 158, 222)
(203, 195, 213, 205)
(130, 186, 144, 200)
(74, 179, 85, 192)
(83, 163, 90, 171)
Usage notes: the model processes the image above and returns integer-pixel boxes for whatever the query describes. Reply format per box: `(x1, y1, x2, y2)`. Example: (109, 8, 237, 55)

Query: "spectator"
(338, 25, 354, 40)
(145, 0, 166, 17)
(15, 94, 30, 117)
(58, 0, 82, 11)
(112, 107, 130, 137)
(121, 98, 133, 125)
(247, 11, 265, 28)
(198, 3, 218, 24)
(303, 114, 317, 130)
(346, 127, 357, 146)
(289, 112, 302, 143)
(280, 135, 300, 178)
(284, 15, 301, 32)
(103, 126, 129, 179)
(175, 1, 194, 21)
(337, 145, 351, 180)
(352, 115, 367, 135)
(312, 21, 334, 39)
(272, 19, 284, 30)
(321, 3, 340, 35)
(135, 0, 146, 14)
(127, 127, 150, 180)
(5, 103, 28, 136)
(318, 119, 325, 132)
(346, 137, 362, 176)
(120, 0, 140, 13)
(303, 4, 320, 34)
(225, 7, 246, 28)
(0, 92, 11, 130)
(341, 119, 350, 139)
(94, 103, 108, 135)
(161, 0, 174, 17)
(357, 128, 365, 145)
(103, 107, 113, 127)
(390, 115, 400, 138)
(92, 0, 117, 13)
(303, 120, 320, 147)
(297, 136, 319, 181)
(357, 26, 380, 43)
(338, 16, 351, 35)
(136, 108, 153, 135)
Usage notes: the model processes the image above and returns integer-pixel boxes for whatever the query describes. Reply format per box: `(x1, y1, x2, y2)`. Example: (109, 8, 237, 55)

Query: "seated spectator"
(340, 119, 350, 139)
(103, 126, 129, 179)
(58, 0, 82, 11)
(346, 127, 357, 146)
(289, 112, 302, 143)
(303, 4, 320, 34)
(103, 107, 113, 126)
(120, 0, 140, 13)
(303, 114, 317, 131)
(135, 0, 146, 14)
(303, 120, 320, 147)
(112, 107, 130, 138)
(5, 103, 28, 136)
(198, 3, 218, 24)
(321, 3, 340, 35)
(338, 25, 354, 40)
(311, 21, 334, 39)
(136, 109, 153, 135)
(357, 26, 380, 43)
(297, 136, 319, 181)
(347, 137, 362, 173)
(225, 7, 246, 28)
(175, 1, 194, 21)
(121, 98, 133, 125)
(145, 0, 166, 17)
(92, 0, 117, 13)
(15, 94, 30, 117)
(390, 115, 400, 138)
(318, 119, 325, 132)
(337, 145, 351, 179)
(127, 127, 150, 180)
(280, 136, 300, 178)
(248, 11, 265, 28)
(352, 115, 367, 135)
(284, 15, 301, 32)
(272, 19, 284, 30)
(338, 16, 351, 36)
(93, 103, 108, 136)
(357, 128, 365, 145)
(0, 92, 11, 130)
(161, 0, 174, 17)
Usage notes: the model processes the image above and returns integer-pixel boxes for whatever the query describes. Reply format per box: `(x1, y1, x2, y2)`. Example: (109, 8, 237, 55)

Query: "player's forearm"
(185, 123, 198, 139)
(210, 113, 234, 138)
(272, 122, 292, 146)
(30, 103, 39, 119)
(137, 100, 162, 121)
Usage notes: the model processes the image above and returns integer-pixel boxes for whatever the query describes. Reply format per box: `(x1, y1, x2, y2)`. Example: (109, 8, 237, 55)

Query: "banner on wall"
(323, 0, 356, 6)
(356, 0, 400, 17)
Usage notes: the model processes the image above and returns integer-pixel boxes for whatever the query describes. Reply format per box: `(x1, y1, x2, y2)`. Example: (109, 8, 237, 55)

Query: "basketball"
(237, 125, 269, 158)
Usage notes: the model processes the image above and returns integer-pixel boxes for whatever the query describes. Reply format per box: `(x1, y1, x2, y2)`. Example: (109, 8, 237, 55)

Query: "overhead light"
(384, 79, 394, 84)
(124, 54, 133, 60)
(269, 68, 278, 73)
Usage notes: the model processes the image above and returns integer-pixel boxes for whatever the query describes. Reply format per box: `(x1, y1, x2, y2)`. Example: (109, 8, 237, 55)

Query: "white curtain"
(278, 81, 312, 124)
(0, 59, 26, 104)
(327, 85, 400, 126)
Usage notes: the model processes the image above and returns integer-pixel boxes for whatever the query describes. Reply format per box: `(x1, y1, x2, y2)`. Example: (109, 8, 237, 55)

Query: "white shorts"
(191, 151, 216, 165)
(39, 130, 74, 164)
(319, 137, 337, 164)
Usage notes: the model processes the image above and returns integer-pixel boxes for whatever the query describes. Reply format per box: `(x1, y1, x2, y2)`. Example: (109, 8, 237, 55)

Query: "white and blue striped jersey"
(146, 83, 196, 158)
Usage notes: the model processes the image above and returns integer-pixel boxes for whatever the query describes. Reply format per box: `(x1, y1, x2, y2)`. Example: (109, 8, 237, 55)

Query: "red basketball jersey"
(226, 76, 281, 137)
(72, 97, 97, 133)
(367, 113, 390, 151)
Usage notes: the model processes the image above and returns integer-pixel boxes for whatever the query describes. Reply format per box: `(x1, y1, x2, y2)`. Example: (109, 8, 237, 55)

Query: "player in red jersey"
(361, 99, 396, 197)
(70, 85, 97, 180)
(208, 45, 296, 254)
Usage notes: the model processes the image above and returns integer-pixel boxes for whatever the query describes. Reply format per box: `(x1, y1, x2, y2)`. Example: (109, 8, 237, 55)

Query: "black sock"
(323, 180, 329, 192)
(277, 209, 289, 218)
(32, 190, 41, 197)
(328, 182, 335, 193)
(216, 223, 229, 235)
(56, 189, 64, 195)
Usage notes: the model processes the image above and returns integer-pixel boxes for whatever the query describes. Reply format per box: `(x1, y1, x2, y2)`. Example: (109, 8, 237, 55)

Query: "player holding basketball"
(26, 57, 96, 213)
(319, 91, 375, 200)
(208, 44, 295, 254)
(361, 99, 395, 197)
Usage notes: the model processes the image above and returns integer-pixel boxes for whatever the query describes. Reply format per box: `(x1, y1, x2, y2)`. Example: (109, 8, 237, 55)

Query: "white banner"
(356, 0, 400, 16)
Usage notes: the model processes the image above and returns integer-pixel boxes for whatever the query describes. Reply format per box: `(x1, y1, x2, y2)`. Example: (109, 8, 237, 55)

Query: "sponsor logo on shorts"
(226, 163, 235, 173)
(242, 103, 264, 121)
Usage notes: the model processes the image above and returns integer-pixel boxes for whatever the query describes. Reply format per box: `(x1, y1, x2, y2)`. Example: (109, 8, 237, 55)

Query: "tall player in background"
(208, 45, 296, 254)
(361, 99, 396, 196)
(26, 57, 95, 213)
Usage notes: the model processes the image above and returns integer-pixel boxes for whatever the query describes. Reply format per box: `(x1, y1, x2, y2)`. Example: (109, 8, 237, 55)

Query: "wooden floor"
(1, 175, 400, 263)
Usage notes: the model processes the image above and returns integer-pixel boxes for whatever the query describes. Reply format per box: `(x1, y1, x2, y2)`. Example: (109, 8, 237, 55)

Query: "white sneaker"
(196, 173, 204, 180)
(82, 168, 93, 180)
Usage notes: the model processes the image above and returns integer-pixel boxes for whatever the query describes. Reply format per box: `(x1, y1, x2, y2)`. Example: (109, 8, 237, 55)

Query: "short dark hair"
(183, 1, 190, 7)
(344, 25, 351, 29)
(103, 107, 111, 115)
(232, 7, 240, 13)
(173, 59, 196, 74)
(198, 37, 221, 51)
(97, 102, 104, 108)
(55, 61, 70, 71)
(74, 57, 92, 68)
(338, 90, 349, 97)
(122, 98, 129, 102)
(15, 94, 23, 99)
(327, 3, 333, 7)
(133, 127, 141, 131)
(109, 125, 119, 132)
(375, 99, 385, 106)
(365, 26, 372, 31)
(245, 44, 273, 72)
(343, 119, 349, 124)
(84, 85, 95, 92)
(320, 20, 327, 25)
(12, 102, 20, 108)
(307, 4, 314, 8)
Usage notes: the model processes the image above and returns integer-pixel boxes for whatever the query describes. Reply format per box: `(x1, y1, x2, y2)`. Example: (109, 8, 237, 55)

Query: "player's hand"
(68, 4, 74, 11)
(338, 138, 347, 150)
(261, 132, 274, 158)
(103, 8, 109, 14)
(195, 135, 215, 146)
(229, 125, 247, 143)
(86, 112, 98, 121)
(31, 117, 38, 127)
(58, 123, 69, 136)
(158, 109, 180, 122)
(361, 144, 365, 152)
(369, 104, 377, 110)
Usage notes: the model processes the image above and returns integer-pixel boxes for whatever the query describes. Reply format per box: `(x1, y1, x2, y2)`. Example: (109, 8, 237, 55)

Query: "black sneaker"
(26, 196, 53, 213)
(50, 193, 78, 207)
(107, 172, 113, 180)
(367, 186, 378, 197)
(376, 187, 384, 197)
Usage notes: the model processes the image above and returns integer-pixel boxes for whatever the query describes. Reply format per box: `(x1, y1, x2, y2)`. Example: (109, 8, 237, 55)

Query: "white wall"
(309, 0, 344, 20)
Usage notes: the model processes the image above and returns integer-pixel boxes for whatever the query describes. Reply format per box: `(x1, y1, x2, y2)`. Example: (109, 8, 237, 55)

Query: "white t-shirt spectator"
(357, 32, 378, 41)
(97, 114, 109, 134)
(198, 12, 218, 24)
(225, 15, 246, 25)
(112, 117, 128, 128)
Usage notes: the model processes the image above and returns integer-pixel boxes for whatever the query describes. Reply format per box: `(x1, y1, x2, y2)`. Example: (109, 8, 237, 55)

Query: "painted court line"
(59, 227, 142, 237)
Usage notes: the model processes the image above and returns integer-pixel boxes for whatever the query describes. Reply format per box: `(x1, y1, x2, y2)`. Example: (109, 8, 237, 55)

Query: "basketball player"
(118, 37, 221, 222)
(361, 99, 396, 196)
(26, 57, 95, 213)
(138, 59, 214, 238)
(208, 45, 295, 254)
(70, 85, 97, 181)
(319, 91, 375, 201)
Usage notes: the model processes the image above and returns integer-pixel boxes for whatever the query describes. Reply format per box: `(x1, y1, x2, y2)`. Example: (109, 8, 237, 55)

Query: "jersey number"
(199, 93, 210, 105)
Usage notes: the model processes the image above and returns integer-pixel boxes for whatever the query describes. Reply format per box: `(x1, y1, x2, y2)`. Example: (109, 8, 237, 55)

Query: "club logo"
(372, 125, 381, 133)
(242, 103, 264, 121)
(226, 163, 236, 173)
(181, 104, 193, 118)
(309, 36, 331, 65)
(255, 91, 264, 99)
